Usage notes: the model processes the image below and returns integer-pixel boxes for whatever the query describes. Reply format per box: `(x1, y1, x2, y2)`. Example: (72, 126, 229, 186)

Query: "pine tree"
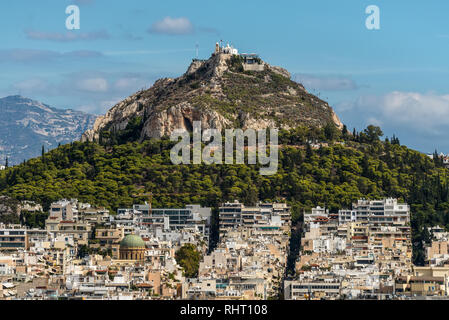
(391, 134, 400, 145)
(342, 125, 348, 140)
(41, 145, 46, 165)
(384, 140, 392, 166)
(305, 143, 313, 159)
(361, 154, 370, 178)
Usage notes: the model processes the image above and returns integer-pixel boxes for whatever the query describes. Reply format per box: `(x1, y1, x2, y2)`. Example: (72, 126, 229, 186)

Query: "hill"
(82, 52, 342, 144)
(0, 95, 96, 165)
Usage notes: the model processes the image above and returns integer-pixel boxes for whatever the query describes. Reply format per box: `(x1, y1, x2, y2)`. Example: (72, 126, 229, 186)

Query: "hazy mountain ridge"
(0, 95, 96, 165)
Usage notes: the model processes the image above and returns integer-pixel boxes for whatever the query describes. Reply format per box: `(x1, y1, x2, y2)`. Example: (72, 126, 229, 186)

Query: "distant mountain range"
(0, 95, 96, 165)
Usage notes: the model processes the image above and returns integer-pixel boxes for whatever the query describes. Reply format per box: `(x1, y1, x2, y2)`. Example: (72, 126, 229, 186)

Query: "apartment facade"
(339, 198, 410, 226)
(0, 225, 28, 251)
(285, 279, 341, 300)
(219, 201, 291, 233)
(140, 205, 211, 237)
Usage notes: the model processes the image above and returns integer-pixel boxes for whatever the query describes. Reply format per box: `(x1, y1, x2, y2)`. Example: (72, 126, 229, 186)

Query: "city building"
(45, 220, 91, 245)
(219, 201, 291, 233)
(304, 206, 329, 224)
(0, 225, 28, 251)
(339, 198, 410, 226)
(142, 205, 211, 236)
(284, 279, 341, 300)
(93, 227, 124, 259)
(48, 200, 74, 221)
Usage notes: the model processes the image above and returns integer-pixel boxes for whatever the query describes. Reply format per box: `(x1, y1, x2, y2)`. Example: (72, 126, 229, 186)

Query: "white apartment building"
(304, 206, 329, 224)
(48, 200, 74, 221)
(140, 204, 211, 238)
(312, 237, 346, 254)
(0, 225, 28, 251)
(219, 201, 291, 232)
(338, 198, 410, 226)
(284, 279, 341, 300)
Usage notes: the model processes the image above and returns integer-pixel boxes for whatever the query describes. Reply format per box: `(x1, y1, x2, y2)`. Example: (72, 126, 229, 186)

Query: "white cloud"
(114, 77, 148, 91)
(75, 78, 109, 93)
(77, 98, 121, 114)
(380, 91, 449, 127)
(12, 78, 48, 92)
(294, 74, 359, 91)
(366, 117, 383, 127)
(338, 91, 449, 134)
(148, 17, 194, 35)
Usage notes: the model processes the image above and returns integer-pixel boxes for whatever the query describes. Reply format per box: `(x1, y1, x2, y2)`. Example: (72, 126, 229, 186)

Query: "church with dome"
(119, 234, 146, 261)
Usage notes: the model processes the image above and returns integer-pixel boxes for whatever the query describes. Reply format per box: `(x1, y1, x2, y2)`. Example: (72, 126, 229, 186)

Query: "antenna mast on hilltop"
(195, 42, 199, 59)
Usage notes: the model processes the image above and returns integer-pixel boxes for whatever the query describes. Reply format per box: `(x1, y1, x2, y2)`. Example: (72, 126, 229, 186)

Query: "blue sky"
(0, 0, 448, 153)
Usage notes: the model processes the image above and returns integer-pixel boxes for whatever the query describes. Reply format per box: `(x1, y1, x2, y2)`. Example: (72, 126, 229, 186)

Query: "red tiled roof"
(313, 217, 329, 222)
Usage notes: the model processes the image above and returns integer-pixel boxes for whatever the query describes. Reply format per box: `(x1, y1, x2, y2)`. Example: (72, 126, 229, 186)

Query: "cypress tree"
(305, 143, 313, 159)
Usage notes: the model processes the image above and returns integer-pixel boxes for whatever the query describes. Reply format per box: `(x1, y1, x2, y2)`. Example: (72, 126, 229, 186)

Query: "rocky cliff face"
(0, 96, 96, 165)
(0, 196, 19, 217)
(82, 52, 343, 143)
